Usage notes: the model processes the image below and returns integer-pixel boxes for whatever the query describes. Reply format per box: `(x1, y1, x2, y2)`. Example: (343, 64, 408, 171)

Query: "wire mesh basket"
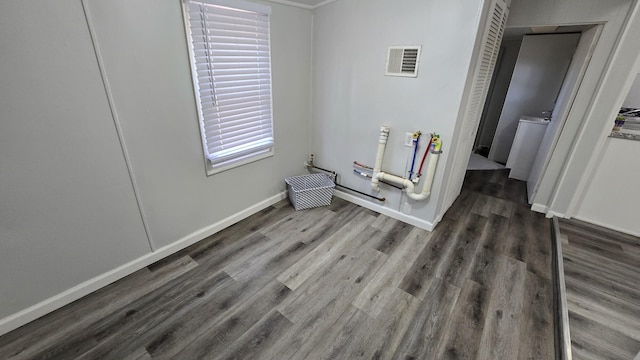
(285, 173, 335, 210)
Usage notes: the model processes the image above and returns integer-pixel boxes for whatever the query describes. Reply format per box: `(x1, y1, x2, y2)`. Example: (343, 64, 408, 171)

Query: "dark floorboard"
(559, 218, 640, 360)
(0, 169, 555, 359)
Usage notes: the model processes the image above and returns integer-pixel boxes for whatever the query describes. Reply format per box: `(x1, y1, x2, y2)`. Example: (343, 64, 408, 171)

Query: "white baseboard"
(333, 190, 436, 231)
(547, 210, 566, 219)
(0, 192, 287, 337)
(551, 218, 573, 360)
(572, 215, 640, 237)
(432, 212, 445, 229)
(531, 203, 548, 214)
(531, 204, 639, 237)
(530, 203, 567, 219)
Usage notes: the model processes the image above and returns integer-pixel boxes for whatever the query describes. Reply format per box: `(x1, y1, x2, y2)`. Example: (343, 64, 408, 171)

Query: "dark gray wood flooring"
(558, 218, 640, 360)
(0, 169, 555, 359)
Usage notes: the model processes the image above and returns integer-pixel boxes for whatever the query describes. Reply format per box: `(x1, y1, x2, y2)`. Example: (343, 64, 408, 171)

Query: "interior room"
(1, 0, 639, 358)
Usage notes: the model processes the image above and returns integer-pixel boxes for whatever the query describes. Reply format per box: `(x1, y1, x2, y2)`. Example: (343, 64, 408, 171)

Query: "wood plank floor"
(558, 218, 640, 360)
(0, 169, 555, 359)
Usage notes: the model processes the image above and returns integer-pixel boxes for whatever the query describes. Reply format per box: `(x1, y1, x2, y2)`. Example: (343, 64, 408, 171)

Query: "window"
(183, 0, 274, 174)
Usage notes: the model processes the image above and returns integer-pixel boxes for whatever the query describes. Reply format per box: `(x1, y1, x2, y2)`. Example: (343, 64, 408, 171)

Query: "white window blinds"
(184, 0, 274, 169)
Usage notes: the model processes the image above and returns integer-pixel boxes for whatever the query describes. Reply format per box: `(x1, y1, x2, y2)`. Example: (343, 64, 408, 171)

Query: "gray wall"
(311, 0, 486, 224)
(476, 39, 522, 149)
(84, 0, 313, 248)
(575, 138, 640, 236)
(0, 0, 312, 322)
(0, 0, 150, 318)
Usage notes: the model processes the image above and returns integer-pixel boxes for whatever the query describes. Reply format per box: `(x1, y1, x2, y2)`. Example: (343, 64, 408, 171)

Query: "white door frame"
(563, 7, 640, 218)
(528, 25, 603, 204)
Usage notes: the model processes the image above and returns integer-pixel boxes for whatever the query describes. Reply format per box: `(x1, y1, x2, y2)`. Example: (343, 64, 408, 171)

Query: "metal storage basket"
(285, 173, 335, 210)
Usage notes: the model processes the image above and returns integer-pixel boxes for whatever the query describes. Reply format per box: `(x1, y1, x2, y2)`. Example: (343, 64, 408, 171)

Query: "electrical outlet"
(404, 132, 414, 147)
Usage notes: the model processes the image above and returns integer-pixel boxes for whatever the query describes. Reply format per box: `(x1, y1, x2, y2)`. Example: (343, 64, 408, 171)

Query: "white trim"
(333, 190, 437, 231)
(547, 210, 566, 219)
(552, 218, 573, 360)
(561, 2, 640, 217)
(433, 213, 444, 227)
(528, 24, 603, 205)
(531, 203, 567, 219)
(81, 0, 155, 251)
(531, 203, 548, 214)
(0, 192, 287, 337)
(180, 0, 210, 177)
(573, 215, 640, 237)
(206, 150, 274, 176)
(312, 0, 338, 9)
(264, 0, 337, 10)
(265, 0, 313, 10)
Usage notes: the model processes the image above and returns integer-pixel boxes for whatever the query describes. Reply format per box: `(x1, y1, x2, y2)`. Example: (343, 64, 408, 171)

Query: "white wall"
(0, 0, 151, 319)
(623, 73, 640, 107)
(575, 138, 640, 236)
(489, 33, 579, 163)
(553, 1, 640, 217)
(506, 0, 636, 215)
(476, 39, 522, 149)
(528, 26, 601, 202)
(0, 0, 312, 334)
(84, 0, 313, 248)
(311, 0, 486, 226)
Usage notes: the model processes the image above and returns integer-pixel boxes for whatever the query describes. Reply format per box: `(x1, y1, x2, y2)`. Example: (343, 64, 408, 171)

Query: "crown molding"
(265, 0, 338, 10)
(265, 0, 313, 10)
(312, 0, 338, 9)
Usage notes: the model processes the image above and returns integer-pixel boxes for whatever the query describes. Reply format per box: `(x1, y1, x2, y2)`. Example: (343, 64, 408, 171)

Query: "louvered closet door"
(442, 0, 509, 211)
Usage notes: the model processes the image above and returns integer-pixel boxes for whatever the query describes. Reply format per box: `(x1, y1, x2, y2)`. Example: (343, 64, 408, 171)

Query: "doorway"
(469, 25, 601, 203)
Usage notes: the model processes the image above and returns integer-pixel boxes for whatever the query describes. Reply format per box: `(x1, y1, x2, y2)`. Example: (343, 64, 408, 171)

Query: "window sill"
(205, 150, 274, 176)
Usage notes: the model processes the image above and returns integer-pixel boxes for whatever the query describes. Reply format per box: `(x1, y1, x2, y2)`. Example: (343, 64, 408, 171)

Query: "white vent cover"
(385, 46, 421, 77)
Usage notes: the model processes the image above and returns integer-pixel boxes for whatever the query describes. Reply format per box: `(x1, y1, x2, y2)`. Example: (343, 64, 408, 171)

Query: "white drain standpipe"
(371, 126, 441, 201)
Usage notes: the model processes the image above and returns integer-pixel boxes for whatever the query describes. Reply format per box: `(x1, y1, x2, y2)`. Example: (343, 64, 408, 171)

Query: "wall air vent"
(385, 46, 421, 77)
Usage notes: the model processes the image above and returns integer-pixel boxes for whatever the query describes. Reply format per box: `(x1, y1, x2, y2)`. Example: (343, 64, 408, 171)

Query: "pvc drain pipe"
(371, 127, 442, 201)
